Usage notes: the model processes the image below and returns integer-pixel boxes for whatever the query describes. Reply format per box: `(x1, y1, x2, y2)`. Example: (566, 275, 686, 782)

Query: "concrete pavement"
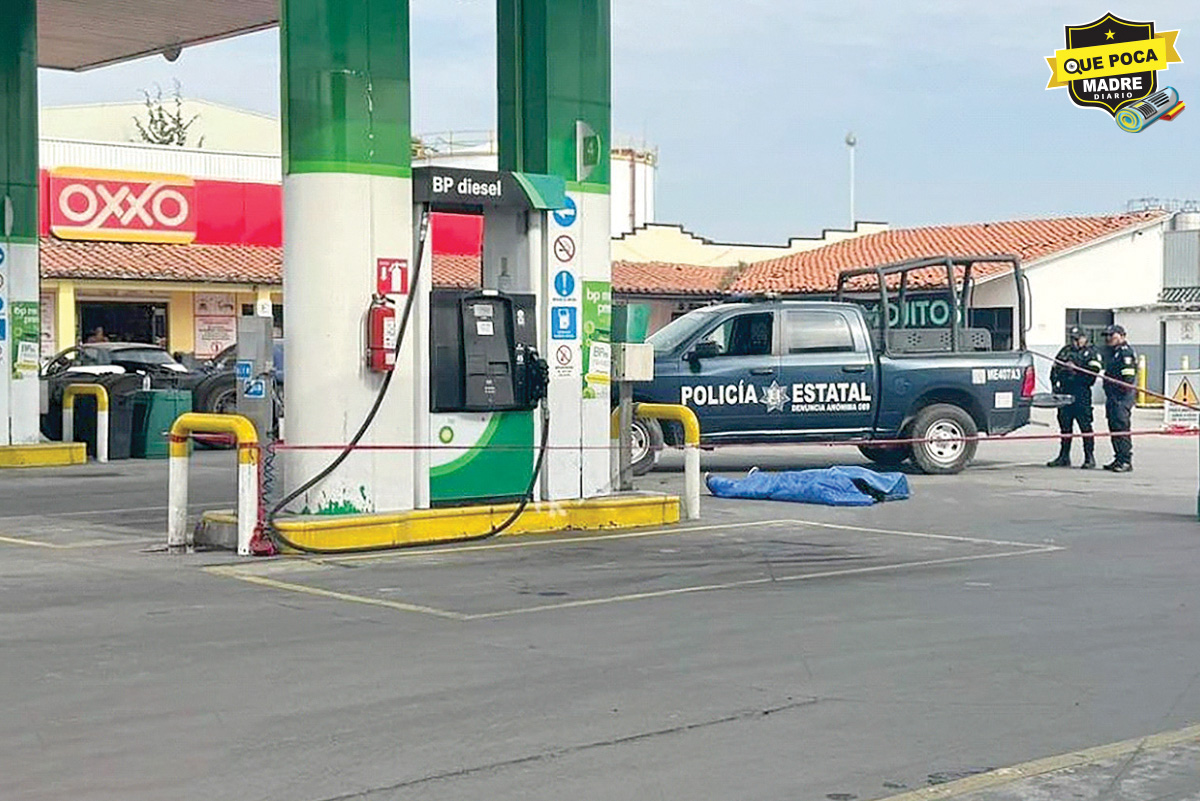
(1, 408, 1198, 800)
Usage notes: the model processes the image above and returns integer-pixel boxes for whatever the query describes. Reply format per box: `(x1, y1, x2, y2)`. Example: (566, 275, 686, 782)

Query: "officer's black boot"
(1046, 440, 1071, 467)
(1081, 442, 1096, 470)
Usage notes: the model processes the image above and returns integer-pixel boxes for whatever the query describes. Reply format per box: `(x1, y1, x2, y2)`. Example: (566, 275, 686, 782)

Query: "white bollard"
(167, 413, 261, 556)
(62, 385, 110, 463)
(167, 438, 190, 551)
(96, 409, 109, 464)
(236, 444, 260, 557)
(628, 403, 702, 522)
(683, 443, 701, 521)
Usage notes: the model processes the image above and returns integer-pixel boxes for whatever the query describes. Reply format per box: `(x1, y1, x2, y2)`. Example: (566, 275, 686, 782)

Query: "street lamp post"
(845, 131, 857, 230)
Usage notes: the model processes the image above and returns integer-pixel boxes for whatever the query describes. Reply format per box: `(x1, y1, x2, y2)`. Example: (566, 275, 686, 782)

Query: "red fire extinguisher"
(366, 295, 397, 372)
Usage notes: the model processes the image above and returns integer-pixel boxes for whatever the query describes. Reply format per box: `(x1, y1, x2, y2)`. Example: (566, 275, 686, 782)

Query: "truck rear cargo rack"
(834, 254, 1027, 354)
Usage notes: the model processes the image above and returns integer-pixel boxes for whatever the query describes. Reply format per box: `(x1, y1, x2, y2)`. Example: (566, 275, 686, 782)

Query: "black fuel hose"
(266, 211, 551, 555)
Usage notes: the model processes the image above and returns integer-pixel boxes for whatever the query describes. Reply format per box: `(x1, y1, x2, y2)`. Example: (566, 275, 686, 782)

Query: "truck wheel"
(858, 444, 911, 466)
(193, 375, 238, 449)
(197, 374, 238, 415)
(910, 404, 978, 475)
(630, 417, 663, 476)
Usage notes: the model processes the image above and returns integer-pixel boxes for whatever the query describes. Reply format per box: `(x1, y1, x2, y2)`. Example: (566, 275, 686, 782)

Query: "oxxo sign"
(49, 168, 197, 244)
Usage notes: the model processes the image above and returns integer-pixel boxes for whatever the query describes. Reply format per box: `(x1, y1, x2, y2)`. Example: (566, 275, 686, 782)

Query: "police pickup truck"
(627, 255, 1035, 475)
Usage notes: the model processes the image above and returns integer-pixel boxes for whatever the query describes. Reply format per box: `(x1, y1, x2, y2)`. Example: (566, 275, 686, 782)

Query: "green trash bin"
(131, 389, 193, 459)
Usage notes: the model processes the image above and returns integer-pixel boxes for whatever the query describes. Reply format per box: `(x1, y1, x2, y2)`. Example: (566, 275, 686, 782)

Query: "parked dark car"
(39, 342, 205, 440)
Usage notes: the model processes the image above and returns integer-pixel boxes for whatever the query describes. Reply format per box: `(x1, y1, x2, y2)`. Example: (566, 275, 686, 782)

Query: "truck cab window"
(702, 312, 774, 357)
(784, 311, 856, 354)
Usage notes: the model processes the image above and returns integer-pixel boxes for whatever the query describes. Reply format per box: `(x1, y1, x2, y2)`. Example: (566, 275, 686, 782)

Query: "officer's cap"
(1103, 324, 1126, 336)
(1068, 326, 1085, 339)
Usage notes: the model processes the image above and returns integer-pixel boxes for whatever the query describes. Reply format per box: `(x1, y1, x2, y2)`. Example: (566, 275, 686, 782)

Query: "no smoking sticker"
(556, 345, 573, 366)
(553, 235, 576, 262)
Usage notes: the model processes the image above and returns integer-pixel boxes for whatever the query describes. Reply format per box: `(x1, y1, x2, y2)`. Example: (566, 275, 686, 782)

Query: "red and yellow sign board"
(49, 167, 197, 244)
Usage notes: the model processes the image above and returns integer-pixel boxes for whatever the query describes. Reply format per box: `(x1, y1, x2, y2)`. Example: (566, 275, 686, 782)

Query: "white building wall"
(612, 221, 890, 268)
(40, 138, 281, 183)
(40, 101, 280, 155)
(973, 220, 1167, 391)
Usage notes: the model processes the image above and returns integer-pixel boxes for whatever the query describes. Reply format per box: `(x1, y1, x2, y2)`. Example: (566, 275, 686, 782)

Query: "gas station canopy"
(38, 0, 277, 70)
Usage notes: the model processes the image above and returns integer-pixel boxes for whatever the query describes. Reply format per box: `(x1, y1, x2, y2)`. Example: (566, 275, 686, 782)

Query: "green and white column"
(498, 0, 613, 500)
(281, 0, 417, 513)
(0, 0, 41, 446)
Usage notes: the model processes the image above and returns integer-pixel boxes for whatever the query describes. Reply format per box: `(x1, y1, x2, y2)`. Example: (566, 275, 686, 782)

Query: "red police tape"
(230, 349, 1198, 454)
(264, 427, 1197, 453)
(1032, 349, 1200, 413)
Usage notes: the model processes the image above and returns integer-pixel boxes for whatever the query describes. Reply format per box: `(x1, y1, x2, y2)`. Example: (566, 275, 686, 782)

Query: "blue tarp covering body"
(706, 466, 910, 507)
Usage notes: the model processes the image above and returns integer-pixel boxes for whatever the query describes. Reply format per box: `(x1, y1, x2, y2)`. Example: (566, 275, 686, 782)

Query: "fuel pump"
(415, 166, 564, 507)
(269, 166, 568, 552)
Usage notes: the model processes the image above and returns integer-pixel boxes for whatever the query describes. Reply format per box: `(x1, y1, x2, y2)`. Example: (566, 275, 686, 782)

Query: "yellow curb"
(877, 723, 1200, 800)
(268, 494, 681, 553)
(0, 443, 87, 468)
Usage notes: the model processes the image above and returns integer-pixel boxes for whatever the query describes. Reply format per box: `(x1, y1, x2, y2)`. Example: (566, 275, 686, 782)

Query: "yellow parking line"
(0, 533, 159, 550)
(876, 723, 1200, 800)
(0, 533, 62, 549)
(468, 546, 1059, 620)
(203, 566, 470, 620)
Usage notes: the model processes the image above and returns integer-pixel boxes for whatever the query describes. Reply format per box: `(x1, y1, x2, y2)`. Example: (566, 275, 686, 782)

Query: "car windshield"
(647, 308, 721, 354)
(113, 348, 181, 367)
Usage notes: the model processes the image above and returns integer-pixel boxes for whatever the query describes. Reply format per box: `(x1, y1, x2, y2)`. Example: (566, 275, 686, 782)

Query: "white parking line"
(204, 520, 1063, 621)
(467, 545, 1062, 620)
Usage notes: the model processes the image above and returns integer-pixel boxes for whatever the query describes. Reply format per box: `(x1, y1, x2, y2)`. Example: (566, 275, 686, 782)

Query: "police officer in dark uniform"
(1047, 326, 1103, 468)
(1102, 324, 1138, 472)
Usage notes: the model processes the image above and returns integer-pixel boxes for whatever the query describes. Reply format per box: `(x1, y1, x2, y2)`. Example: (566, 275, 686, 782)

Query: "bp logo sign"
(1045, 13, 1184, 132)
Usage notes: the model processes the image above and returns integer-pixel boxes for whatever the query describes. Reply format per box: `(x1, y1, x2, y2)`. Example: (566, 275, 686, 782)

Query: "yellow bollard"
(610, 403, 702, 520)
(167, 413, 260, 555)
(1136, 354, 1149, 407)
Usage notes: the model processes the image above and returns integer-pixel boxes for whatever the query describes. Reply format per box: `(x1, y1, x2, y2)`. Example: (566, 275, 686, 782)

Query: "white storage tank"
(1173, 210, 1200, 231)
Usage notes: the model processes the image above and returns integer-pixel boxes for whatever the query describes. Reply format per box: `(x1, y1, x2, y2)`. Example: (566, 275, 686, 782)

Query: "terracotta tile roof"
(39, 238, 483, 289)
(729, 211, 1169, 294)
(431, 253, 482, 288)
(40, 238, 281, 284)
(612, 261, 733, 296)
(42, 211, 1163, 297)
(38, 238, 732, 298)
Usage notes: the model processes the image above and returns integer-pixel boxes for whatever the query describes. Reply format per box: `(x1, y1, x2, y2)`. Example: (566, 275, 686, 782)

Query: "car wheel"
(858, 444, 911, 466)
(630, 416, 663, 476)
(910, 403, 978, 475)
